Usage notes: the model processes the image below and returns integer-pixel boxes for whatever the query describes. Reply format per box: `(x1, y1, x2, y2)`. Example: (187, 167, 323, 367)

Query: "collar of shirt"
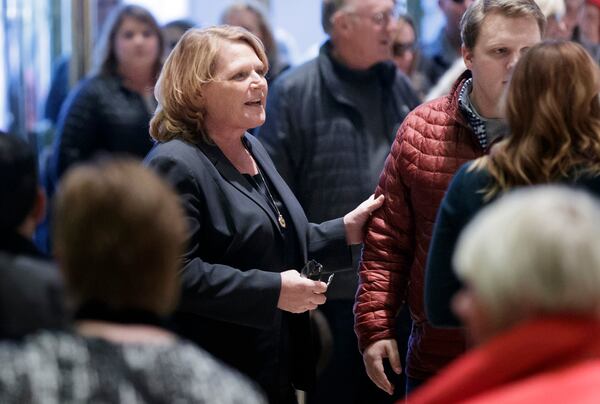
(458, 78, 508, 151)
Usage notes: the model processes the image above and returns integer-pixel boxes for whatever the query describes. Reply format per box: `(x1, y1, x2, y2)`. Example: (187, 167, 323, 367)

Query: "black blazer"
(0, 233, 67, 340)
(145, 134, 350, 396)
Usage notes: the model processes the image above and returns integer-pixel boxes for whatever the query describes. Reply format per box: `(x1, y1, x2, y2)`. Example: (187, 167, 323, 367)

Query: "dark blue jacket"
(51, 74, 154, 182)
(425, 162, 600, 327)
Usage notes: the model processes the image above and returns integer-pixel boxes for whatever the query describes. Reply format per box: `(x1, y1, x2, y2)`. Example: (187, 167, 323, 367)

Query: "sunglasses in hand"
(300, 260, 335, 287)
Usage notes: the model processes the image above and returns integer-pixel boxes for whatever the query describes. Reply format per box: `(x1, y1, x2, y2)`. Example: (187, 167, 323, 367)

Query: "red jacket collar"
(407, 315, 600, 404)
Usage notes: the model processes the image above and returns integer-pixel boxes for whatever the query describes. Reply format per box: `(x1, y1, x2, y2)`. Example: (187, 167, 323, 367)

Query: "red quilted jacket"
(354, 72, 485, 380)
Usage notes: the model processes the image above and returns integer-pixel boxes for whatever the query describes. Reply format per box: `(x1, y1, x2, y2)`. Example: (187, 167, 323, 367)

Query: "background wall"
(129, 0, 442, 65)
(129, 0, 329, 65)
(0, 0, 444, 132)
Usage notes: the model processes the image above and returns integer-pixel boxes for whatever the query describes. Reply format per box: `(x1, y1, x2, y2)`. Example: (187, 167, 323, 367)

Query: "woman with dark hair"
(392, 15, 432, 100)
(51, 4, 163, 182)
(425, 40, 600, 328)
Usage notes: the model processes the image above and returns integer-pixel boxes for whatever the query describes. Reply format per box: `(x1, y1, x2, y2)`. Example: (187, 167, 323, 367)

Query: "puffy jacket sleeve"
(425, 162, 488, 327)
(424, 164, 469, 327)
(354, 122, 415, 352)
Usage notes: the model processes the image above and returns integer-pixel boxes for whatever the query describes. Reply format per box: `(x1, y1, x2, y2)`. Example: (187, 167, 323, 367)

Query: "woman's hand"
(277, 270, 327, 313)
(343, 194, 385, 245)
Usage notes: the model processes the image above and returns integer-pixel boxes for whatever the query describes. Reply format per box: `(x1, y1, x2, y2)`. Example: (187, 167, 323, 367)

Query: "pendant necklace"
(256, 167, 287, 229)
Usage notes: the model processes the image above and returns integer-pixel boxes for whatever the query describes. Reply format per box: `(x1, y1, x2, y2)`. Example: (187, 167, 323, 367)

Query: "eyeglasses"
(301, 260, 334, 286)
(392, 41, 416, 56)
(347, 6, 402, 27)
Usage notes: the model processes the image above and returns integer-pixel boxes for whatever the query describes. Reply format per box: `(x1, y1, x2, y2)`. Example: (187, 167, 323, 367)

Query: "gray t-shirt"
(458, 78, 508, 150)
(0, 331, 266, 404)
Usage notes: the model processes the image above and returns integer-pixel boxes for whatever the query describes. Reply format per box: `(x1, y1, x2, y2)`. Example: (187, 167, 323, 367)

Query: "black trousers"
(307, 300, 412, 404)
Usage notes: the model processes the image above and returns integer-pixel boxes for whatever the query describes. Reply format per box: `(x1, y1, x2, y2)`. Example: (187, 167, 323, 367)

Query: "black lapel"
(195, 138, 281, 232)
(245, 135, 309, 259)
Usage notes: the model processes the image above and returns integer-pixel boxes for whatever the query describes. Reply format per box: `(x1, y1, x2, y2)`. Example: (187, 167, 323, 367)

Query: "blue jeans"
(405, 376, 425, 397)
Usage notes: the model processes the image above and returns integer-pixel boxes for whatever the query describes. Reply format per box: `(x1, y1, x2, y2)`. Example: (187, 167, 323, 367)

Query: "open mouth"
(245, 99, 262, 106)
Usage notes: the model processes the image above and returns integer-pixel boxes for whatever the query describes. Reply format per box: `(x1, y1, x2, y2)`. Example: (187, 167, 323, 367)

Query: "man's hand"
(363, 339, 402, 395)
(277, 270, 327, 313)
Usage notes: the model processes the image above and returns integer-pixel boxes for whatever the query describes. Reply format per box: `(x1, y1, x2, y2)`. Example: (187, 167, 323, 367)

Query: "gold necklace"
(256, 167, 287, 229)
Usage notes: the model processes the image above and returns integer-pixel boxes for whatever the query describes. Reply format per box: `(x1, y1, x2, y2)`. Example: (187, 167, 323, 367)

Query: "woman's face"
(392, 20, 416, 75)
(202, 40, 268, 136)
(114, 16, 160, 72)
(223, 9, 264, 43)
(580, 4, 600, 44)
(545, 14, 570, 40)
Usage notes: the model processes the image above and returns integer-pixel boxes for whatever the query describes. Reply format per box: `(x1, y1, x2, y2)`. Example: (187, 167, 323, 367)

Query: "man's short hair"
(0, 133, 38, 232)
(52, 159, 186, 316)
(321, 0, 349, 34)
(461, 0, 546, 49)
(454, 186, 600, 333)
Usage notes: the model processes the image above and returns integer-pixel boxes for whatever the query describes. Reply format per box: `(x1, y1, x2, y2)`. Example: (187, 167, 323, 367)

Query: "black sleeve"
(52, 79, 101, 180)
(256, 79, 304, 194)
(147, 154, 282, 330)
(0, 254, 68, 339)
(307, 218, 352, 272)
(425, 164, 470, 327)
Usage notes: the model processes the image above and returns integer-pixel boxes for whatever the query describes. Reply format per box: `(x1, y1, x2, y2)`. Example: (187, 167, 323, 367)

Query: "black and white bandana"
(458, 78, 508, 151)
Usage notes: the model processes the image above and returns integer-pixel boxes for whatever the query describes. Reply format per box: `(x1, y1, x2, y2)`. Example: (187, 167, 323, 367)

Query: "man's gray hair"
(321, 0, 348, 34)
(454, 186, 600, 333)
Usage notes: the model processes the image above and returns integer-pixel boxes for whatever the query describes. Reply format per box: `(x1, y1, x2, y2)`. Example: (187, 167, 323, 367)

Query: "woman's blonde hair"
(474, 40, 600, 199)
(150, 26, 268, 144)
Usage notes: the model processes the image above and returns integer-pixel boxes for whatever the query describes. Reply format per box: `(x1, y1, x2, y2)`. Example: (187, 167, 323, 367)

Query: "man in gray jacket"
(258, 1, 419, 402)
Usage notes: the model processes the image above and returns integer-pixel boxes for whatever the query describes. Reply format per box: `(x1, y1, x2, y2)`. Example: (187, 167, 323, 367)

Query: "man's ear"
(331, 10, 352, 37)
(462, 45, 474, 70)
(452, 287, 493, 346)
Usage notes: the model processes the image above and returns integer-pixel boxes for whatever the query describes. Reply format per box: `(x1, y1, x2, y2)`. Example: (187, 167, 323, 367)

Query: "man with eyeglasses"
(354, 0, 545, 398)
(422, 0, 474, 84)
(258, 0, 419, 403)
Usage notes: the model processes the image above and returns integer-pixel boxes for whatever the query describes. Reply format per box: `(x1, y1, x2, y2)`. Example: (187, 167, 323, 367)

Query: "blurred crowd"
(2, 0, 600, 403)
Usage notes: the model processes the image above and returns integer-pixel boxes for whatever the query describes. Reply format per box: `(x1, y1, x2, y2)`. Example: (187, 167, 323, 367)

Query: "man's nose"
(386, 17, 398, 34)
(507, 53, 520, 70)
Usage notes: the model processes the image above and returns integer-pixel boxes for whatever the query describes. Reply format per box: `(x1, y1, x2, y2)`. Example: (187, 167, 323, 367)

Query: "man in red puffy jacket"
(353, 0, 545, 396)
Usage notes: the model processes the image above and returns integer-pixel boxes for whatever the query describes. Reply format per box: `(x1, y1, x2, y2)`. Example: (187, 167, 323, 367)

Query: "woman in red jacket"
(410, 186, 600, 404)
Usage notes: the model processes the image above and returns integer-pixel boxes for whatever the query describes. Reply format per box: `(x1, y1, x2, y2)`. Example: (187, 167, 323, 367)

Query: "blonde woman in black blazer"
(145, 26, 383, 404)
